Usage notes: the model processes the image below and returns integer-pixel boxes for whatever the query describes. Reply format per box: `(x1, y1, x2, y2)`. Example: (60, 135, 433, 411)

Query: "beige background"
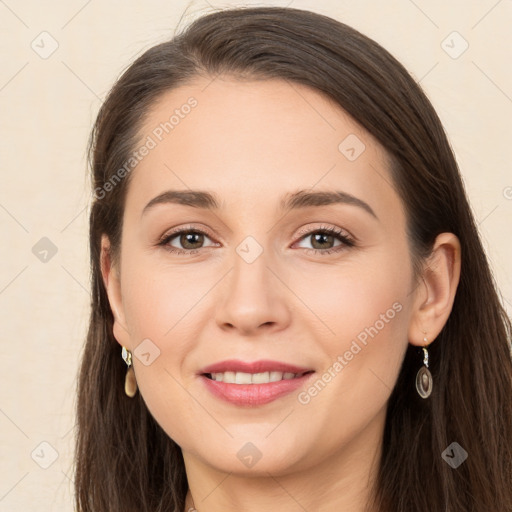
(0, 0, 511, 509)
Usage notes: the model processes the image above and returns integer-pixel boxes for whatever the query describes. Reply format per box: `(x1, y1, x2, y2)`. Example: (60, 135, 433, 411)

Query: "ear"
(408, 232, 461, 346)
(100, 234, 131, 349)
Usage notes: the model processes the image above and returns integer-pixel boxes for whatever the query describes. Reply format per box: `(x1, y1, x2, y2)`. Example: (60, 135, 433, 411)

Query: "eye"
(157, 224, 355, 256)
(294, 225, 355, 255)
(157, 226, 218, 254)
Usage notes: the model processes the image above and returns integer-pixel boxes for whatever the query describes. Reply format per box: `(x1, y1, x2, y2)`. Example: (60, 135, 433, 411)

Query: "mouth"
(202, 370, 315, 384)
(199, 358, 314, 373)
(197, 359, 316, 406)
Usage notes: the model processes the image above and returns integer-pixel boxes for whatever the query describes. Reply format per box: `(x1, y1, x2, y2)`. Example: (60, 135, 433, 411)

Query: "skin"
(100, 76, 461, 512)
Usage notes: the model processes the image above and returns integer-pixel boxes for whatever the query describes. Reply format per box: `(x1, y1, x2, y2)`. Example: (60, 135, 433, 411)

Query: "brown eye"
(178, 232, 205, 250)
(158, 228, 217, 253)
(295, 226, 355, 255)
(309, 232, 337, 250)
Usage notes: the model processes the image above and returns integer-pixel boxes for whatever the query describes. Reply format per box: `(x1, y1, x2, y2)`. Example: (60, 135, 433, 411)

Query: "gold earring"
(121, 346, 138, 398)
(415, 334, 433, 399)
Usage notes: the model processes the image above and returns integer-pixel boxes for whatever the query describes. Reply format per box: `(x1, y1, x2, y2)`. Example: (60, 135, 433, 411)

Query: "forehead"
(126, 75, 399, 220)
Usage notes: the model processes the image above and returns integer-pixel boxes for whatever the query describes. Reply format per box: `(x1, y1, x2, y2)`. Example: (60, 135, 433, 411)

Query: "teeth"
(235, 372, 252, 384)
(209, 371, 300, 384)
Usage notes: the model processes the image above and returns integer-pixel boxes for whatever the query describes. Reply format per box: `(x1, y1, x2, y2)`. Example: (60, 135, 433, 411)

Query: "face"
(104, 76, 418, 476)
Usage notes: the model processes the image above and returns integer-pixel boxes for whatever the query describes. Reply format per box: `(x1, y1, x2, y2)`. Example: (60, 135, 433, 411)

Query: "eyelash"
(157, 224, 356, 256)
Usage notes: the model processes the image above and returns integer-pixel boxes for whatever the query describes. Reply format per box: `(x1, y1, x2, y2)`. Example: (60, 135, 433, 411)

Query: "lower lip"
(199, 372, 315, 406)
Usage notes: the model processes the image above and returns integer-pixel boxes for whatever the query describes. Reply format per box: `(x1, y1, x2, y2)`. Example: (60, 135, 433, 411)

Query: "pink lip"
(197, 359, 315, 407)
(198, 359, 313, 375)
(200, 373, 315, 406)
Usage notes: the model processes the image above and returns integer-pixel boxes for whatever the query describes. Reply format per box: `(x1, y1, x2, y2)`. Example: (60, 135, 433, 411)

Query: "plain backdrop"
(0, 0, 511, 509)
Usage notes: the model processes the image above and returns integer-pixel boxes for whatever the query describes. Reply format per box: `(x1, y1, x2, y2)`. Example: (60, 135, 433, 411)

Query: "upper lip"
(199, 359, 314, 375)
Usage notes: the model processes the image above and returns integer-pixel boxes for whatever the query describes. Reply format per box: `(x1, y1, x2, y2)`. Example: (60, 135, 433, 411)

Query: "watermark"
(32, 236, 58, 263)
(441, 442, 468, 468)
(297, 301, 403, 405)
(503, 186, 512, 200)
(237, 442, 263, 468)
(31, 31, 59, 59)
(94, 96, 198, 200)
(31, 441, 59, 469)
(338, 133, 366, 161)
(441, 31, 469, 60)
(133, 338, 161, 366)
(236, 236, 264, 263)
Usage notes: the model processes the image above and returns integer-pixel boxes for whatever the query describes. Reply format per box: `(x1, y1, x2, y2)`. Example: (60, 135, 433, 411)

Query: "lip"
(197, 359, 315, 407)
(199, 372, 315, 406)
(198, 359, 313, 375)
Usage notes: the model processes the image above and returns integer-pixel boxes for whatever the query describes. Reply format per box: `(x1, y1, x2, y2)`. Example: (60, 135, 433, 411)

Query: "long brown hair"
(74, 6, 512, 511)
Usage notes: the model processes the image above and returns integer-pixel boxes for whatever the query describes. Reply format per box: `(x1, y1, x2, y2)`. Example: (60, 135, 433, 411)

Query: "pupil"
(312, 233, 333, 249)
(181, 232, 203, 249)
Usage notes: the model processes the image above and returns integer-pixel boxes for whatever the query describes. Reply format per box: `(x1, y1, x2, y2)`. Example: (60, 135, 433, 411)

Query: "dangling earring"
(121, 346, 138, 397)
(415, 335, 433, 399)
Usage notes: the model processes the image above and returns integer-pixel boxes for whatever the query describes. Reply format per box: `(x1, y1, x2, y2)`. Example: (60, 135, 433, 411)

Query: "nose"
(214, 247, 291, 336)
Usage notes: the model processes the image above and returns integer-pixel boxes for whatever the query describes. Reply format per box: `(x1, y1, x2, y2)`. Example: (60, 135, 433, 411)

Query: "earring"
(121, 346, 138, 398)
(415, 335, 433, 399)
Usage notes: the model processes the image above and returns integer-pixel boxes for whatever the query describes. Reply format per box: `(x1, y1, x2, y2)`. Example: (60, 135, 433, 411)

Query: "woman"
(74, 6, 512, 511)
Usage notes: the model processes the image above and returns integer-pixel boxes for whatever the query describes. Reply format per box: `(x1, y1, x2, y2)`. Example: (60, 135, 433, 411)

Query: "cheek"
(291, 245, 411, 404)
(120, 249, 211, 340)
(119, 255, 204, 442)
(292, 247, 411, 344)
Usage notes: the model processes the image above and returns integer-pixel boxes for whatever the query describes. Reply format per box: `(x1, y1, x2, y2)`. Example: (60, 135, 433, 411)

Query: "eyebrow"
(141, 189, 378, 219)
